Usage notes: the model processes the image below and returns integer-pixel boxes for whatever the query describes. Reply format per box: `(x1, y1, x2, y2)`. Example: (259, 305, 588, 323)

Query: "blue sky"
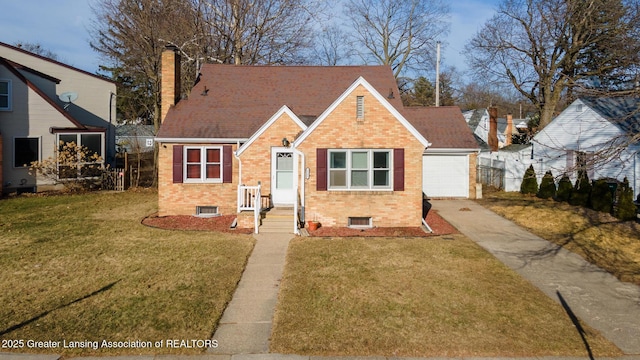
(0, 0, 500, 75)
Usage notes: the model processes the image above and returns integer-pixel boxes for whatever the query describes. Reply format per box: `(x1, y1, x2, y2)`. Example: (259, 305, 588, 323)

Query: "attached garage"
(423, 152, 470, 198)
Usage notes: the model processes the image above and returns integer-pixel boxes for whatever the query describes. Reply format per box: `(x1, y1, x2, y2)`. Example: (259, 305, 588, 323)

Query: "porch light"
(282, 137, 290, 147)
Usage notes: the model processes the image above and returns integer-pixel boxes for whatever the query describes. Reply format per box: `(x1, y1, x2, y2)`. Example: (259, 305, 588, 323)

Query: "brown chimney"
(488, 107, 498, 151)
(161, 45, 181, 124)
(505, 113, 513, 146)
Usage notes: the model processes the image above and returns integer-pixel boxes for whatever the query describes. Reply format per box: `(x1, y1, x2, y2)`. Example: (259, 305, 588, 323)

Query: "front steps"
(259, 207, 296, 233)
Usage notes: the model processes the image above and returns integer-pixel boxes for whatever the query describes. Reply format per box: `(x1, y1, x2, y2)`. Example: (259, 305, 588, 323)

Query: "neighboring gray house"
(116, 124, 156, 154)
(0, 42, 116, 194)
(480, 97, 640, 196)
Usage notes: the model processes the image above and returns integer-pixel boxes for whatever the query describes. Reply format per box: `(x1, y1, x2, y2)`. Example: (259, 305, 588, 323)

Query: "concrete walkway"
(433, 199, 640, 355)
(208, 232, 294, 355)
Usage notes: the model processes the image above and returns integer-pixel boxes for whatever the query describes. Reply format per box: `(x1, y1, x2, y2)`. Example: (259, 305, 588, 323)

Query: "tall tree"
(465, 0, 640, 129)
(201, 0, 324, 65)
(90, 0, 206, 129)
(345, 0, 450, 78)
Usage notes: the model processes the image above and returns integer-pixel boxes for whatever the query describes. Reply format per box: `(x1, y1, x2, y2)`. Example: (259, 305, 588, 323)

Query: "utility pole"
(435, 41, 441, 107)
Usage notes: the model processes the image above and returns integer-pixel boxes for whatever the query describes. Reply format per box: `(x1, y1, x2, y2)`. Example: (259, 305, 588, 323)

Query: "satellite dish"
(58, 91, 78, 110)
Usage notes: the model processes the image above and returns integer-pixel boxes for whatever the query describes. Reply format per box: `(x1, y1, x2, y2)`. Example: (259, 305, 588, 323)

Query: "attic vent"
(356, 96, 364, 119)
(348, 216, 372, 228)
(195, 206, 219, 217)
(576, 104, 583, 112)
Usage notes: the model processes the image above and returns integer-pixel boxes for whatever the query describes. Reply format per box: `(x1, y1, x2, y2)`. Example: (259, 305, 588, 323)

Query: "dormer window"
(356, 96, 364, 119)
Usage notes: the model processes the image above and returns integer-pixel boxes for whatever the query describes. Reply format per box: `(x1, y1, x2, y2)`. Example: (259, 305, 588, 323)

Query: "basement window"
(348, 216, 372, 229)
(195, 206, 219, 218)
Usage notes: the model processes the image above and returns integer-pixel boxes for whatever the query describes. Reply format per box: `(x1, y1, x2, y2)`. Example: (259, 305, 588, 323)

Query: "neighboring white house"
(463, 108, 518, 150)
(480, 97, 640, 196)
(0, 42, 116, 194)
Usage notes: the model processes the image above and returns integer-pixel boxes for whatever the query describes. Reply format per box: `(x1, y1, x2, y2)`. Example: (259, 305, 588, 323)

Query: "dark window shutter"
(223, 145, 233, 183)
(317, 148, 327, 191)
(393, 148, 404, 191)
(173, 145, 184, 183)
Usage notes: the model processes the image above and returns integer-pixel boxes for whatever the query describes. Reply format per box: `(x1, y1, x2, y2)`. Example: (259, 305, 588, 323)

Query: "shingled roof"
(402, 106, 479, 149)
(157, 65, 403, 139)
(157, 64, 478, 151)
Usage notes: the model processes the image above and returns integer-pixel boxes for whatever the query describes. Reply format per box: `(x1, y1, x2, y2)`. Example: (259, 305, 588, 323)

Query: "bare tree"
(313, 24, 353, 66)
(201, 0, 325, 65)
(90, 0, 206, 130)
(345, 0, 450, 78)
(466, 0, 640, 129)
(13, 42, 60, 61)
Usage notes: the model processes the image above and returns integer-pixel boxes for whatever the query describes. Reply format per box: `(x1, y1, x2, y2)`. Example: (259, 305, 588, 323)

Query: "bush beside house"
(537, 171, 556, 199)
(616, 178, 637, 221)
(520, 165, 538, 195)
(555, 175, 573, 202)
(590, 179, 613, 213)
(569, 171, 591, 207)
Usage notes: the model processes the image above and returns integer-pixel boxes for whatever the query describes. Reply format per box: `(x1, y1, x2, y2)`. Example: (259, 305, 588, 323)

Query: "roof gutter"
(154, 137, 249, 143)
(423, 148, 481, 154)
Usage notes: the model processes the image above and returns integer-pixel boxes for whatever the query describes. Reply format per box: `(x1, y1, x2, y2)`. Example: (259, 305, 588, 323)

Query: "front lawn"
(477, 190, 640, 285)
(0, 190, 255, 356)
(271, 236, 621, 357)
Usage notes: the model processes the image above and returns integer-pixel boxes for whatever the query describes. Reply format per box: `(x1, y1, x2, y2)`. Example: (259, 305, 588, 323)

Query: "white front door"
(271, 148, 295, 206)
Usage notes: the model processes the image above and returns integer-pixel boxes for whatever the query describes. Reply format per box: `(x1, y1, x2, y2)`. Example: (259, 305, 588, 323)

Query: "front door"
(271, 148, 295, 206)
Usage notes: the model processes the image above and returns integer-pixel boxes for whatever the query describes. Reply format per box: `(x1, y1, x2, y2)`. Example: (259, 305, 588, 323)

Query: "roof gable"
(292, 77, 431, 148)
(237, 105, 306, 156)
(580, 97, 640, 135)
(0, 57, 89, 130)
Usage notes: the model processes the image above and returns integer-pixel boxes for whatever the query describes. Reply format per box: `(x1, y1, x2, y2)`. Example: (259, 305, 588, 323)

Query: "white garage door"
(423, 154, 469, 198)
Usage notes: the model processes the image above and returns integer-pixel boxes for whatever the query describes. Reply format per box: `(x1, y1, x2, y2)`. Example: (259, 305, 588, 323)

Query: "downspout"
(292, 147, 305, 235)
(234, 140, 242, 213)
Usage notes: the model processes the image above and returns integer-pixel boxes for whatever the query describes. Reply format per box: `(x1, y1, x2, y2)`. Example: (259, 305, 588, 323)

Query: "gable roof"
(0, 41, 113, 84)
(402, 106, 480, 150)
(237, 105, 306, 156)
(293, 76, 432, 147)
(157, 65, 403, 139)
(580, 97, 640, 135)
(0, 57, 100, 131)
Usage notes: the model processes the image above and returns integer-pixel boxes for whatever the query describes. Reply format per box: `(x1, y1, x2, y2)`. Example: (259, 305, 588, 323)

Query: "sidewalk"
(433, 199, 640, 355)
(208, 232, 294, 355)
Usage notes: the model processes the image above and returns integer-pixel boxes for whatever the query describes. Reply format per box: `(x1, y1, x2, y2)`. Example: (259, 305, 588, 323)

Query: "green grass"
(477, 190, 640, 285)
(271, 236, 621, 357)
(0, 190, 254, 356)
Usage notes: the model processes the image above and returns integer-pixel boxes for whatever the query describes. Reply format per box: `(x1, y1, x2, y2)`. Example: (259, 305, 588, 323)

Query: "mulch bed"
(142, 210, 459, 237)
(142, 214, 253, 234)
(308, 210, 459, 237)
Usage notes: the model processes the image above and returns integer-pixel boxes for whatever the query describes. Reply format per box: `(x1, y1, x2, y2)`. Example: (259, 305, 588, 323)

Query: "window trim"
(56, 132, 105, 179)
(13, 137, 40, 168)
(327, 149, 393, 191)
(0, 79, 12, 111)
(348, 216, 373, 229)
(183, 145, 223, 183)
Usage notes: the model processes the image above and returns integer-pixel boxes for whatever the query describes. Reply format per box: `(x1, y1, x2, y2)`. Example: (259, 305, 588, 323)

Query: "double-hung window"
(328, 149, 391, 190)
(0, 80, 11, 111)
(184, 146, 222, 183)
